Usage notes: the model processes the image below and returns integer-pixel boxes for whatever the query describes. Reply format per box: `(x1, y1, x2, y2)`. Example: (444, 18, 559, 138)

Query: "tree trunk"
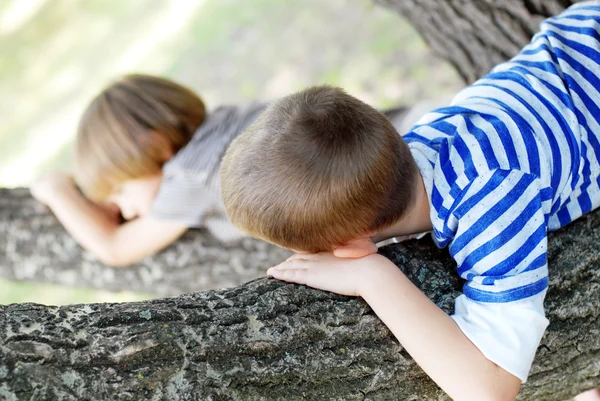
(375, 0, 582, 83)
(1, 207, 599, 400)
(0, 188, 291, 296)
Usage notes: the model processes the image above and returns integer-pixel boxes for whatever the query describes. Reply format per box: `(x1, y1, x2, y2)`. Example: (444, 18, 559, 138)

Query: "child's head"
(220, 85, 420, 252)
(75, 74, 205, 218)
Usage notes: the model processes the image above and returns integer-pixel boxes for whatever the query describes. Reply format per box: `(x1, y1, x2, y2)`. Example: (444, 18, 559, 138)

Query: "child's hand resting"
(30, 171, 75, 205)
(31, 171, 122, 225)
(267, 252, 396, 297)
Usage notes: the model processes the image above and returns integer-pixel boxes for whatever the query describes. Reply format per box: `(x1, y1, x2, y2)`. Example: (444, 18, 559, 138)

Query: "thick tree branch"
(1, 2, 599, 399)
(1, 208, 598, 400)
(0, 188, 291, 296)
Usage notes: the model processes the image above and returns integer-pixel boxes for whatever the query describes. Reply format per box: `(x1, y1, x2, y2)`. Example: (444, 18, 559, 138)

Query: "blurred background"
(0, 0, 462, 305)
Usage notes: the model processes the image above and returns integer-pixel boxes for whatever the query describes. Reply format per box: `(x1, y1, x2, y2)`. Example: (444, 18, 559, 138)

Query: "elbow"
(100, 257, 130, 268)
(96, 246, 133, 268)
(97, 254, 129, 267)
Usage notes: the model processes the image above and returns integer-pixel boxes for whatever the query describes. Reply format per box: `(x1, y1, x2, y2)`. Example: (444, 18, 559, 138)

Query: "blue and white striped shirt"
(404, 1, 600, 381)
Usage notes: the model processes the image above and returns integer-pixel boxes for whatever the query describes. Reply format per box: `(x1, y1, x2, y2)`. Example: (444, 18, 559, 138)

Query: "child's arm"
(31, 173, 187, 267)
(267, 253, 521, 401)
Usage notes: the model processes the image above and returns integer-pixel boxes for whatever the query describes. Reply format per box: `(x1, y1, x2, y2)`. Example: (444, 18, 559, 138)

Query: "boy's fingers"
(268, 267, 309, 284)
(267, 262, 304, 275)
(286, 254, 306, 261)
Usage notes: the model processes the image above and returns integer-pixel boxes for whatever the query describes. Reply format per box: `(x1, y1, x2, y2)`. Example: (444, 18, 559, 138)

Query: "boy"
(221, 3, 600, 399)
(32, 74, 265, 266)
(30, 74, 410, 268)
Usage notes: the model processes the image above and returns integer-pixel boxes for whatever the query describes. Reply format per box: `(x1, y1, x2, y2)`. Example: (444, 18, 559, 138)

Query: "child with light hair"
(32, 74, 265, 266)
(221, 3, 600, 399)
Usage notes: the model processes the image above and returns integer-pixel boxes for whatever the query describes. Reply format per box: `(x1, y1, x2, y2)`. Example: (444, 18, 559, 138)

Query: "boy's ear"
(333, 237, 377, 258)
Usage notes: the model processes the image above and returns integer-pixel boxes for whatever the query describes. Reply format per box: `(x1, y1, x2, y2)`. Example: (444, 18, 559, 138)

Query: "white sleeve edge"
(450, 293, 549, 383)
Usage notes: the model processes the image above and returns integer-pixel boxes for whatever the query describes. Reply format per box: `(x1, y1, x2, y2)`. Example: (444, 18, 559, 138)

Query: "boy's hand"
(267, 252, 395, 297)
(31, 171, 122, 224)
(30, 171, 75, 204)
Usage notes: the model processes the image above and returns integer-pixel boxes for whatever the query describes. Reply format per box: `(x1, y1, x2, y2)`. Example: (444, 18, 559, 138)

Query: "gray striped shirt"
(150, 102, 267, 243)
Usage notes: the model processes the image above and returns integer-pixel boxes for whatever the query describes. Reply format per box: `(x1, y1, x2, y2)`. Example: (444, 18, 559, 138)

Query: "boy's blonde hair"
(75, 74, 206, 201)
(220, 86, 419, 252)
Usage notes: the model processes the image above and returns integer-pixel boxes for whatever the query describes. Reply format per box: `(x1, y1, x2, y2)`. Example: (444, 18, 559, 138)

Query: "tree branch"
(1, 207, 598, 400)
(0, 188, 291, 296)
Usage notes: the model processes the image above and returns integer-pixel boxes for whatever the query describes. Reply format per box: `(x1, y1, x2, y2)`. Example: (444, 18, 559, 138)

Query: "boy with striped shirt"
(221, 2, 600, 399)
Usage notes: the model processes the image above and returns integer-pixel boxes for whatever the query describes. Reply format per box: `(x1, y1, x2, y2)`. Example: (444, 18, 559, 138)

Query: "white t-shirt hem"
(450, 292, 549, 383)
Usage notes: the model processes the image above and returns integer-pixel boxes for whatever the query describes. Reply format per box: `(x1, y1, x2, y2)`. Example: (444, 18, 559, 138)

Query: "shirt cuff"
(450, 292, 549, 383)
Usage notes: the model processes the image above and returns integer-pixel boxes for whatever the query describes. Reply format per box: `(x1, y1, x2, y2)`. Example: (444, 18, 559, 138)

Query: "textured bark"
(1, 208, 599, 400)
(375, 0, 582, 83)
(0, 188, 291, 296)
(1, 3, 599, 399)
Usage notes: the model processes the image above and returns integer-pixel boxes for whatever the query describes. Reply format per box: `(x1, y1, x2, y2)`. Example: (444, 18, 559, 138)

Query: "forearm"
(360, 262, 520, 401)
(43, 184, 120, 262)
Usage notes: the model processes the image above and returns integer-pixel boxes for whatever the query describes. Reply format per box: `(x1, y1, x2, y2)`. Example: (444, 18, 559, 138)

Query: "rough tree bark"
(1, 208, 599, 400)
(2, 2, 599, 400)
(0, 188, 291, 296)
(374, 0, 582, 83)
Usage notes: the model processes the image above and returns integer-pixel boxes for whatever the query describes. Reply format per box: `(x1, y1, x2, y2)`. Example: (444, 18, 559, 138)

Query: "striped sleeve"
(440, 169, 551, 381)
(443, 169, 550, 302)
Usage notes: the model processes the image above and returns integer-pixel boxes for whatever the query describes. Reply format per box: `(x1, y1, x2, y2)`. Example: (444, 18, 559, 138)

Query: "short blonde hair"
(75, 74, 206, 200)
(221, 86, 419, 252)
